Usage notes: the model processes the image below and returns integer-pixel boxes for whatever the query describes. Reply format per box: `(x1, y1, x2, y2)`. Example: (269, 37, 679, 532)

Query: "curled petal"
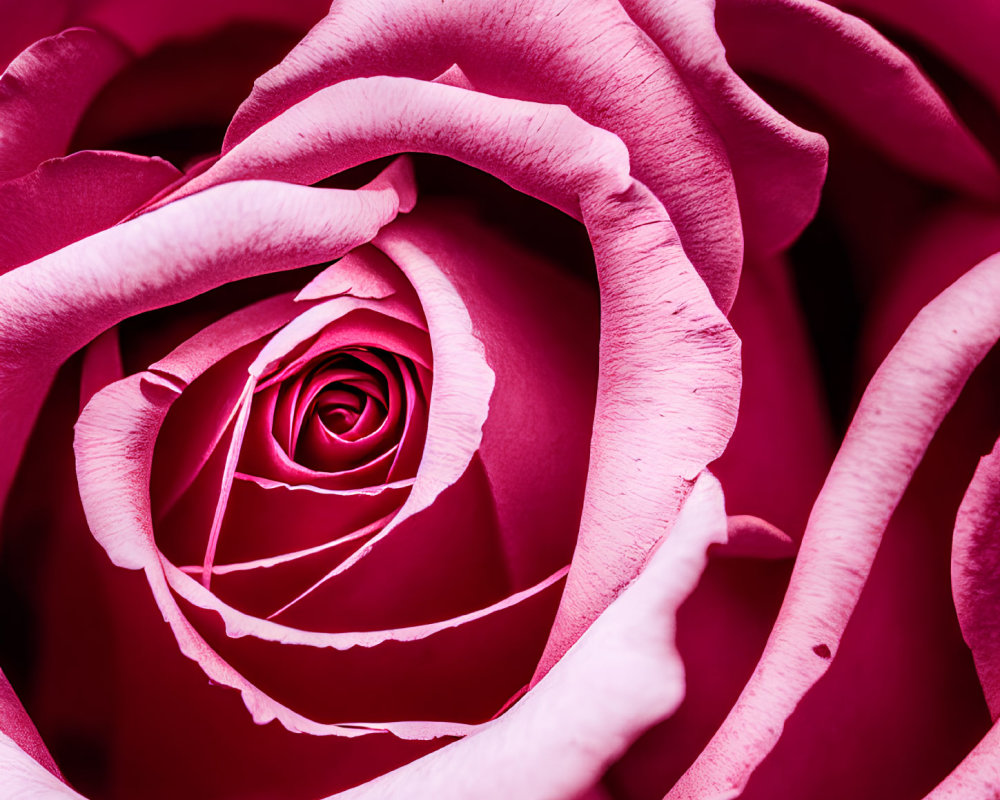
(0, 731, 80, 800)
(222, 0, 743, 307)
(0, 150, 180, 275)
(618, 0, 828, 255)
(0, 27, 126, 180)
(717, 0, 1000, 199)
(327, 471, 728, 800)
(157, 76, 631, 220)
(952, 435, 1000, 720)
(668, 252, 1000, 798)
(536, 181, 741, 677)
(0, 164, 415, 517)
(839, 0, 1000, 111)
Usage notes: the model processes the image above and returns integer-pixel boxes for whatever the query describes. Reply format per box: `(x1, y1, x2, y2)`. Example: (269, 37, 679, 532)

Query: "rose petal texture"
(220, 0, 749, 310)
(953, 436, 1000, 722)
(137, 75, 741, 669)
(667, 251, 1000, 798)
(327, 470, 729, 800)
(0, 160, 416, 519)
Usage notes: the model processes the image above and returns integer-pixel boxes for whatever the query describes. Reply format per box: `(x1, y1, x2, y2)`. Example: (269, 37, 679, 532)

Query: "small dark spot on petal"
(813, 643, 832, 659)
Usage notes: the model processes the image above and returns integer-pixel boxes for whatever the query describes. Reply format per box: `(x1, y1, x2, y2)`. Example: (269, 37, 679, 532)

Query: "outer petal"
(922, 719, 1000, 799)
(716, 0, 1000, 199)
(618, 0, 828, 255)
(0, 150, 180, 274)
(0, 27, 127, 180)
(0, 164, 415, 520)
(0, 668, 61, 780)
(328, 471, 728, 800)
(221, 0, 743, 309)
(667, 252, 1000, 798)
(952, 436, 1000, 721)
(0, 731, 81, 800)
(0, 0, 69, 71)
(73, 0, 329, 57)
(836, 0, 1000, 110)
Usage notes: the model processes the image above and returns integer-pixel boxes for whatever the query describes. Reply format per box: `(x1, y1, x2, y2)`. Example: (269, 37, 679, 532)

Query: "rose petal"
(0, 161, 415, 518)
(326, 470, 728, 800)
(921, 718, 1000, 798)
(156, 76, 741, 661)
(0, 27, 127, 180)
(536, 181, 741, 677)
(837, 0, 1000, 111)
(0, 731, 80, 799)
(73, 0, 329, 56)
(221, 0, 743, 308)
(716, 0, 1000, 199)
(0, 0, 69, 72)
(0, 150, 180, 275)
(952, 435, 1000, 721)
(155, 77, 631, 220)
(0, 668, 61, 780)
(668, 252, 1000, 798)
(618, 0, 828, 255)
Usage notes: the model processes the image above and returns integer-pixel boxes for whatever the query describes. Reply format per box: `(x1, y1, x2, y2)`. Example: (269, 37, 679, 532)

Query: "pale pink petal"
(156, 77, 631, 220)
(0, 150, 180, 274)
(717, 0, 1000, 199)
(952, 435, 1000, 720)
(327, 471, 728, 800)
(0, 668, 61, 780)
(618, 0, 828, 255)
(221, 0, 743, 308)
(0, 166, 414, 518)
(535, 181, 741, 678)
(668, 252, 1000, 799)
(0, 27, 126, 180)
(0, 731, 81, 799)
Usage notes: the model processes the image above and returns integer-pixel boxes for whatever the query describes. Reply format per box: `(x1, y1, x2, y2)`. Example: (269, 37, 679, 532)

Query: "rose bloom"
(1, 1, 999, 799)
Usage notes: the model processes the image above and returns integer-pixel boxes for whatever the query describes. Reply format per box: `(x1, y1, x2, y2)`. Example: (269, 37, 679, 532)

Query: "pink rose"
(0, 2, 998, 799)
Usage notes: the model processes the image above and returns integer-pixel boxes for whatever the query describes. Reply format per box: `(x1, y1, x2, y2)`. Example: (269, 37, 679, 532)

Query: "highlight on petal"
(327, 471, 728, 800)
(0, 731, 81, 800)
(0, 27, 127, 180)
(952, 435, 1000, 720)
(221, 0, 744, 308)
(668, 252, 1000, 799)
